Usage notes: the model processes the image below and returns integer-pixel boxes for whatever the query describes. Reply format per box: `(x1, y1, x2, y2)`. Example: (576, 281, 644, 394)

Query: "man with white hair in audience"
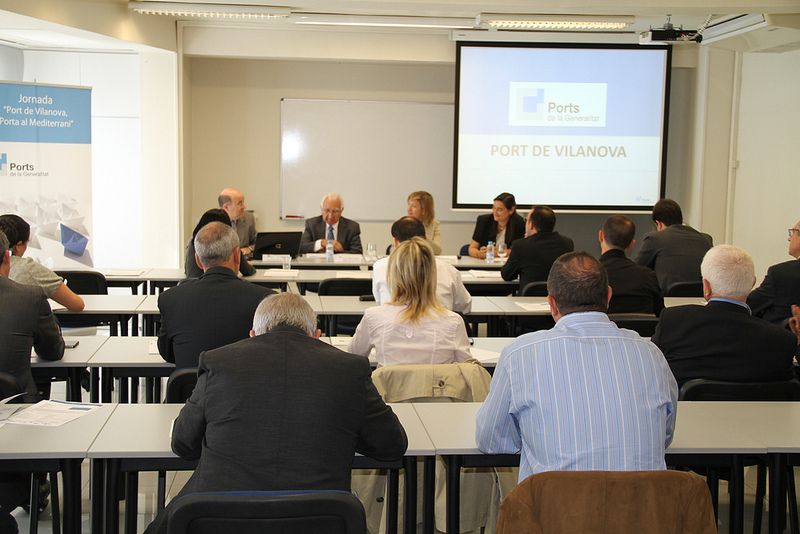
(145, 293, 407, 534)
(652, 244, 797, 389)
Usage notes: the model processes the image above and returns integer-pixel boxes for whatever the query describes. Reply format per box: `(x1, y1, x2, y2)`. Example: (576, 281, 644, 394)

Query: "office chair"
(458, 244, 470, 257)
(0, 372, 61, 534)
(54, 270, 122, 334)
(165, 368, 198, 404)
(607, 313, 659, 337)
(520, 281, 548, 296)
(318, 278, 373, 335)
(496, 470, 716, 534)
(679, 378, 800, 534)
(166, 490, 367, 534)
(664, 280, 704, 297)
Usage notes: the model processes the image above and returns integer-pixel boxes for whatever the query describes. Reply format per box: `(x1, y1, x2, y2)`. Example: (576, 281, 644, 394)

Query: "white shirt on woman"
(348, 304, 472, 367)
(372, 257, 472, 314)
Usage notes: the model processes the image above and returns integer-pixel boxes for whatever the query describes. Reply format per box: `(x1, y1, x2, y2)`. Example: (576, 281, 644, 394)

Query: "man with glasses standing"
(299, 193, 363, 254)
(747, 220, 800, 325)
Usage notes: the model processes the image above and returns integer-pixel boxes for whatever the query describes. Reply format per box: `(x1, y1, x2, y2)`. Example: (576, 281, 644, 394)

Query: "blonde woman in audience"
(0, 214, 84, 312)
(348, 237, 471, 366)
(407, 191, 442, 255)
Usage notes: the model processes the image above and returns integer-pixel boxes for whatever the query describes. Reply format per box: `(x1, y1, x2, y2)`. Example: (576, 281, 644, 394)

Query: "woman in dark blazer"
(468, 192, 525, 259)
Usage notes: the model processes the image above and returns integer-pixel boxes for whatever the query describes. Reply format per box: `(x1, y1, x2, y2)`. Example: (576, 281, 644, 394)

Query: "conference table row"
(2, 400, 798, 534)
(50, 294, 704, 339)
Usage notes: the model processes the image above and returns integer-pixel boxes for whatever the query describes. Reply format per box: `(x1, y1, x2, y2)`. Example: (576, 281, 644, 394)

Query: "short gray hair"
(320, 193, 344, 209)
(0, 229, 8, 257)
(252, 293, 316, 336)
(194, 222, 238, 269)
(701, 245, 755, 300)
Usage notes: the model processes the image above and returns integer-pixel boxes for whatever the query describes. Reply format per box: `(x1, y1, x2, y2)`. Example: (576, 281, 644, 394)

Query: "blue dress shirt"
(476, 312, 678, 482)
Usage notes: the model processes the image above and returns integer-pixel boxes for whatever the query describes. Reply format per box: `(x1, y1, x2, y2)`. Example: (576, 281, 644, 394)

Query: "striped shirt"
(476, 312, 678, 482)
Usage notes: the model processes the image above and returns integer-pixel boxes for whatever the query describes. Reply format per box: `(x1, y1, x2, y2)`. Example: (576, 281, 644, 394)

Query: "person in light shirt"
(349, 237, 471, 366)
(406, 191, 442, 255)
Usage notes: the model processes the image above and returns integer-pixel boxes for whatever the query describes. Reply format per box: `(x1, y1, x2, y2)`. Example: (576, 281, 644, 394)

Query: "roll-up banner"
(0, 81, 93, 267)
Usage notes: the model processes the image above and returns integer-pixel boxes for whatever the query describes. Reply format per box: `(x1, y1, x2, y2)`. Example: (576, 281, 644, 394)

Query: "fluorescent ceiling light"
(477, 14, 634, 31)
(128, 2, 291, 20)
(293, 14, 474, 29)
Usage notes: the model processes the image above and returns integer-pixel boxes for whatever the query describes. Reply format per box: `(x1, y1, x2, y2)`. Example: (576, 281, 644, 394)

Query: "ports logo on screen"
(509, 82, 607, 127)
(0, 154, 7, 176)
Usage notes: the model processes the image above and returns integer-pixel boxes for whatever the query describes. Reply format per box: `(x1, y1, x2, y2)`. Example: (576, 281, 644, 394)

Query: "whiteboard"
(280, 99, 471, 222)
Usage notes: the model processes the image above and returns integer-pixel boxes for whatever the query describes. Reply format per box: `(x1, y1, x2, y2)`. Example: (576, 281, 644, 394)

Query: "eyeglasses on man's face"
(322, 209, 342, 215)
(789, 228, 800, 238)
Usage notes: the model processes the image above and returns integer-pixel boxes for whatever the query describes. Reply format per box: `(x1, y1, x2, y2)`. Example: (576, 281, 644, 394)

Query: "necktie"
(327, 225, 334, 241)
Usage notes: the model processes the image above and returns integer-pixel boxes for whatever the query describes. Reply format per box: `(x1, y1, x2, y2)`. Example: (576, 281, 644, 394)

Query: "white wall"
(731, 48, 800, 281)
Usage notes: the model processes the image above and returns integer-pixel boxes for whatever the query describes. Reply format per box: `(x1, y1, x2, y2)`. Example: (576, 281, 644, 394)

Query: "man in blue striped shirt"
(476, 251, 678, 482)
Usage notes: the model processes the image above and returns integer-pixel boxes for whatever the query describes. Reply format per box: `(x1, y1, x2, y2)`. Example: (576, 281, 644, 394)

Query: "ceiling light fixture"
(128, 2, 291, 20)
(477, 14, 634, 31)
(293, 14, 474, 29)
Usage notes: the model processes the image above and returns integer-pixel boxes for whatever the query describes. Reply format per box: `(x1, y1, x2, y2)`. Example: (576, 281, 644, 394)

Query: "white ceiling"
(0, 0, 798, 52)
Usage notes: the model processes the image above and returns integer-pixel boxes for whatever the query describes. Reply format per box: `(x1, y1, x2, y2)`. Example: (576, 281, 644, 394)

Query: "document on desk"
(262, 269, 300, 278)
(0, 394, 24, 422)
(336, 271, 370, 279)
(2, 399, 103, 427)
(468, 270, 503, 279)
(515, 302, 551, 312)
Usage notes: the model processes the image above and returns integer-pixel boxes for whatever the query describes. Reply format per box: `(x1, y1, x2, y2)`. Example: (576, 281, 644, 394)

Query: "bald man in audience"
(635, 199, 713, 294)
(219, 188, 256, 256)
(299, 193, 362, 254)
(747, 218, 800, 325)
(158, 222, 275, 369)
(599, 215, 664, 316)
(652, 245, 797, 388)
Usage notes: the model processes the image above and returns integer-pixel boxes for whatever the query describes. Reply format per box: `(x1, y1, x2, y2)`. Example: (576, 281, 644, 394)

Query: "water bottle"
(326, 240, 334, 262)
(486, 241, 495, 263)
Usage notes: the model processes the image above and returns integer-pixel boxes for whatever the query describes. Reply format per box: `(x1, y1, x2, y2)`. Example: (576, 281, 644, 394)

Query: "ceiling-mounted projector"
(640, 18, 701, 44)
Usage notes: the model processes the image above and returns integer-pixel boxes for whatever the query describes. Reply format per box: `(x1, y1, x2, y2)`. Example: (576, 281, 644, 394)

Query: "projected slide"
(455, 43, 670, 210)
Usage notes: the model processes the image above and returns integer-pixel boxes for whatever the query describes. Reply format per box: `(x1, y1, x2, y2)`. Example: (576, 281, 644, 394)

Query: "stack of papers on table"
(469, 270, 503, 279)
(515, 302, 550, 312)
(262, 269, 300, 277)
(1, 400, 103, 427)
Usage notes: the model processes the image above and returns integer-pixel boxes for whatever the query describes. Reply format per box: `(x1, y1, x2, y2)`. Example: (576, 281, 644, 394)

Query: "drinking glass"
(497, 241, 508, 259)
(366, 243, 377, 261)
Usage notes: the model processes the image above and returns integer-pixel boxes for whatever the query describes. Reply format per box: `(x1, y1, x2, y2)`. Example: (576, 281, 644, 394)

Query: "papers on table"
(2, 399, 103, 427)
(106, 269, 145, 277)
(262, 269, 300, 278)
(337, 271, 371, 279)
(148, 339, 159, 355)
(468, 270, 503, 279)
(329, 337, 351, 349)
(469, 347, 501, 363)
(515, 301, 551, 312)
(0, 394, 23, 422)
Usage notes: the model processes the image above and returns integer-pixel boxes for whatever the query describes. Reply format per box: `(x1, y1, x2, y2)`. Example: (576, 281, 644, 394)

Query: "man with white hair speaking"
(652, 245, 797, 389)
(299, 193, 363, 254)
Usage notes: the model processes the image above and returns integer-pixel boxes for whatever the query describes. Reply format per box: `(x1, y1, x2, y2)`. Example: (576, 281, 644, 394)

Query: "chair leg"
(787, 466, 799, 534)
(28, 473, 38, 534)
(754, 463, 767, 534)
(49, 472, 60, 534)
(706, 468, 720, 521)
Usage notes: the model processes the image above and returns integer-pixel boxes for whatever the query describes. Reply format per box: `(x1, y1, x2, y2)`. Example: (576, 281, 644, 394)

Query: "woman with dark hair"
(0, 214, 84, 312)
(468, 192, 525, 259)
(185, 209, 255, 278)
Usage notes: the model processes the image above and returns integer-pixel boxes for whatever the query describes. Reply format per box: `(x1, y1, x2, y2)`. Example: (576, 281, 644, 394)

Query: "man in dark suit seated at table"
(501, 206, 574, 291)
(299, 193, 363, 254)
(0, 229, 64, 532)
(157, 222, 275, 369)
(599, 215, 664, 316)
(747, 218, 800, 325)
(652, 245, 797, 389)
(634, 198, 714, 294)
(145, 293, 408, 534)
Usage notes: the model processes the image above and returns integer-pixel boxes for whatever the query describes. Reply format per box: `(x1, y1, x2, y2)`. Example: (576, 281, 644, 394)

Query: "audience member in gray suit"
(747, 219, 800, 325)
(0, 229, 64, 532)
(634, 199, 714, 294)
(145, 293, 408, 534)
(299, 193, 363, 254)
(158, 222, 275, 369)
(219, 188, 256, 256)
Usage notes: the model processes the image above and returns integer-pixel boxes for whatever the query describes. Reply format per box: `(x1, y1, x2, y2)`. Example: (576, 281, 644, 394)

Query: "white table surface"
(691, 401, 800, 454)
(86, 402, 434, 458)
(50, 294, 147, 314)
(31, 335, 108, 367)
(485, 296, 550, 315)
(136, 295, 160, 314)
(0, 403, 117, 459)
(319, 295, 377, 315)
(87, 336, 172, 369)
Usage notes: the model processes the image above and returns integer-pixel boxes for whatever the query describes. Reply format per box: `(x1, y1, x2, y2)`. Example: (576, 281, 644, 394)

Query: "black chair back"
(607, 313, 659, 337)
(679, 378, 800, 401)
(459, 244, 470, 257)
(165, 368, 199, 403)
(664, 280, 703, 297)
(55, 270, 108, 295)
(520, 282, 548, 296)
(166, 491, 367, 534)
(0, 372, 24, 403)
(318, 278, 372, 297)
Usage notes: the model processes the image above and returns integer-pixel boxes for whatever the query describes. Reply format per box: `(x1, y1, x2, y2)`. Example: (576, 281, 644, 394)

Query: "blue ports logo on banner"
(0, 153, 6, 176)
